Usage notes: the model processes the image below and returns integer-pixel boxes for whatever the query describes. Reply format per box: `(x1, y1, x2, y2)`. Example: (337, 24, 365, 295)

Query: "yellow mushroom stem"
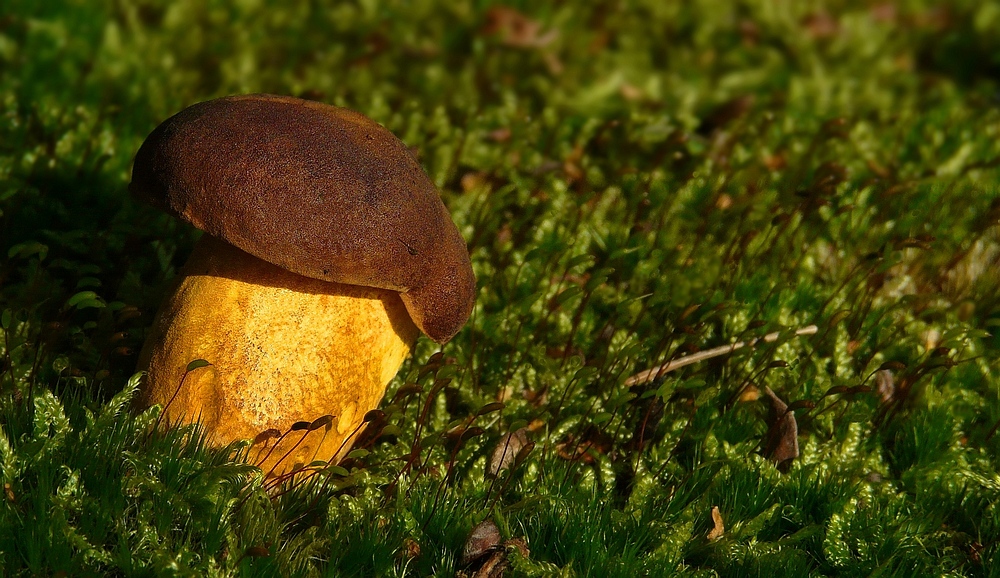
(136, 234, 419, 475)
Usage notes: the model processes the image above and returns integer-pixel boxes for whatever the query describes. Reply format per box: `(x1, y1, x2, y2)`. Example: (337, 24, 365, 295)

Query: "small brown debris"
(483, 7, 558, 49)
(555, 425, 612, 463)
(970, 540, 984, 564)
(545, 345, 585, 361)
(738, 19, 760, 45)
(563, 146, 585, 184)
(875, 369, 895, 403)
(707, 506, 725, 541)
(399, 538, 420, 563)
(865, 158, 893, 179)
(802, 11, 839, 39)
(488, 127, 512, 142)
(763, 153, 787, 170)
(242, 546, 270, 559)
(739, 384, 761, 402)
(699, 95, 754, 134)
(619, 83, 645, 102)
(461, 172, 489, 193)
(869, 3, 897, 24)
(474, 539, 530, 578)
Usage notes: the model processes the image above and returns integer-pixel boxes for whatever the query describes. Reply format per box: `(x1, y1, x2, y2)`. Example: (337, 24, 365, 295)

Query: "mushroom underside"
(137, 235, 419, 475)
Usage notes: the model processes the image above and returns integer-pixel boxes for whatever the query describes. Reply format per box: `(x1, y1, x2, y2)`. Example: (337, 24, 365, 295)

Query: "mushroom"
(130, 94, 475, 475)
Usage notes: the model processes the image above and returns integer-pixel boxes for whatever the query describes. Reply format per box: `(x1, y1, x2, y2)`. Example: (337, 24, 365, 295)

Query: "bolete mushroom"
(130, 94, 475, 475)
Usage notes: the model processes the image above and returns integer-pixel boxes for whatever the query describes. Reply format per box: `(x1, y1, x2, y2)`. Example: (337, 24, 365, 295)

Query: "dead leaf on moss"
(487, 428, 532, 478)
(458, 520, 530, 578)
(461, 520, 502, 568)
(762, 387, 799, 469)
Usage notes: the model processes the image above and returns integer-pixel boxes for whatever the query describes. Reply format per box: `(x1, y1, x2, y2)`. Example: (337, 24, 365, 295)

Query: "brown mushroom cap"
(130, 94, 475, 343)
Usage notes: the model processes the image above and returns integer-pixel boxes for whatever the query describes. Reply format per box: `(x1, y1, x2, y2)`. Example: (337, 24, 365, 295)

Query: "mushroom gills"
(137, 234, 419, 474)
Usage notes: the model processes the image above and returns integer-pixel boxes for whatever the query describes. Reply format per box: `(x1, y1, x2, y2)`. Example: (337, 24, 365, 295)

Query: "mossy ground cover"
(2, 1, 1000, 576)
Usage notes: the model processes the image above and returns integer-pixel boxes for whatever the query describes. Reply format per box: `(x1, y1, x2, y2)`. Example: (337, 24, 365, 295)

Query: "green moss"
(2, 0, 999, 575)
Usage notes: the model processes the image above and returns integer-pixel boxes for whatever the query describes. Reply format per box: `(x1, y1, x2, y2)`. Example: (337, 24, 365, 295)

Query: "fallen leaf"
(461, 520, 502, 568)
(762, 387, 799, 469)
(459, 532, 530, 578)
(486, 428, 532, 478)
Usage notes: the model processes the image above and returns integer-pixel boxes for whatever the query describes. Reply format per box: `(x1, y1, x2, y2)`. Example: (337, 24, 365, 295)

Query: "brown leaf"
(762, 387, 799, 469)
(461, 520, 502, 568)
(487, 428, 531, 478)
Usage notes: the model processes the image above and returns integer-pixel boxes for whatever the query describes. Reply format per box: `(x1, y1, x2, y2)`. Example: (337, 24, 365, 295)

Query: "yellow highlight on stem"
(137, 235, 418, 475)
